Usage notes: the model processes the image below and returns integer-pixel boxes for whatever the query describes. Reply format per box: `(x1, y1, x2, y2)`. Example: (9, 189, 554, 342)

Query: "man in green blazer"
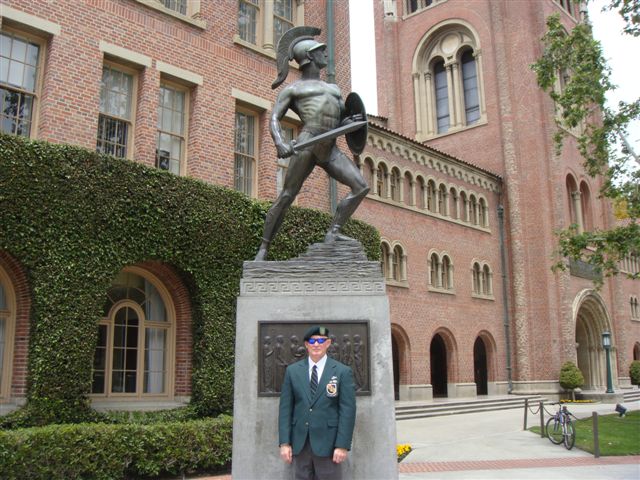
(279, 325, 357, 480)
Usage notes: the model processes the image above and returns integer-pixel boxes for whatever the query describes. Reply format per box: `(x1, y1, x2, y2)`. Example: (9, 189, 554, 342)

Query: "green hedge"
(0, 415, 232, 479)
(0, 134, 379, 425)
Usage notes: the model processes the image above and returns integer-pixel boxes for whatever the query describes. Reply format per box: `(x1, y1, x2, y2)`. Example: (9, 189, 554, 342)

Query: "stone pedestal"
(232, 239, 398, 480)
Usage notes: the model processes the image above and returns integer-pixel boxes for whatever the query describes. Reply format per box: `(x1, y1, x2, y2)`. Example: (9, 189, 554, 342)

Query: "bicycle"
(546, 403, 576, 450)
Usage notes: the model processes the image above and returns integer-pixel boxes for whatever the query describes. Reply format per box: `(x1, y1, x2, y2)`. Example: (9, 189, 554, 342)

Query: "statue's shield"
(344, 92, 368, 155)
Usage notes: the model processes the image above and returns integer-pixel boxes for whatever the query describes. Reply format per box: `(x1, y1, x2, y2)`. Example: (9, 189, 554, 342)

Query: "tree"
(559, 361, 585, 401)
(531, 3, 639, 283)
(630, 360, 640, 385)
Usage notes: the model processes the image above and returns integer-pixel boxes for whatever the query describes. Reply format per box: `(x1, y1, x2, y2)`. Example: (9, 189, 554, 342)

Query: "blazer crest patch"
(326, 376, 339, 397)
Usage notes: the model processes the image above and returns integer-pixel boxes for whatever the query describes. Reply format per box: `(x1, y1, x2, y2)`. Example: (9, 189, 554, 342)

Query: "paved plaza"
(199, 397, 640, 480)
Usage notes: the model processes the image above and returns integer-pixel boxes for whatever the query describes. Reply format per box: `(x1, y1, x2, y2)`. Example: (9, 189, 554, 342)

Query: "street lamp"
(602, 331, 614, 394)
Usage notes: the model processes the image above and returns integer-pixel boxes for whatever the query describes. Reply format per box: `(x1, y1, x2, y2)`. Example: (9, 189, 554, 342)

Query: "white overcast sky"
(349, 0, 640, 151)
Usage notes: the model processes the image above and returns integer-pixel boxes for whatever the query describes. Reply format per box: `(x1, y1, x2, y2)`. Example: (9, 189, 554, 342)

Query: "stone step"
(623, 389, 640, 402)
(395, 395, 546, 420)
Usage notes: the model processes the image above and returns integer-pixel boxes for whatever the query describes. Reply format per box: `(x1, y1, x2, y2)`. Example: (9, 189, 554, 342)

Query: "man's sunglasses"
(307, 337, 328, 345)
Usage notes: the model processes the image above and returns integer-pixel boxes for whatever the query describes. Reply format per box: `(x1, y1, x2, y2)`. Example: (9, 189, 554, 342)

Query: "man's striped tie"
(310, 365, 318, 395)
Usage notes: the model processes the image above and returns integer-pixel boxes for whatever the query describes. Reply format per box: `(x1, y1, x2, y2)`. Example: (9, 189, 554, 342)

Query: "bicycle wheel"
(546, 416, 563, 444)
(563, 420, 576, 450)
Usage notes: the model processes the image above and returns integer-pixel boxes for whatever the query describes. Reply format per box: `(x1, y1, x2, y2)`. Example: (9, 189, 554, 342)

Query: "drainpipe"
(327, 0, 337, 212)
(498, 202, 513, 393)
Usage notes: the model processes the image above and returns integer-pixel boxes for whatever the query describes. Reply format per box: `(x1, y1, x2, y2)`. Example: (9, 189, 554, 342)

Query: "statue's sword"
(291, 119, 368, 152)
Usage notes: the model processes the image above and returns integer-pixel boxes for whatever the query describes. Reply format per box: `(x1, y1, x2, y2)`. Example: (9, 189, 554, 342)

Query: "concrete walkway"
(197, 397, 640, 480)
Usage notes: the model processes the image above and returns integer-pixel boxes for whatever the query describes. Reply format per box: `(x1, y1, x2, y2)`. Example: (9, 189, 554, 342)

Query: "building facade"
(0, 0, 637, 411)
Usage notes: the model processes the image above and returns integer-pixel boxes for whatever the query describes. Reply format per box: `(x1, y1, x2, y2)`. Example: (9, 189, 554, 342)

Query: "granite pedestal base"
(232, 239, 398, 480)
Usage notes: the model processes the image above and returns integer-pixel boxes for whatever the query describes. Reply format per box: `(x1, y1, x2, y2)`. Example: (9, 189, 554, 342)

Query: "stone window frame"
(0, 265, 16, 401)
(134, 0, 206, 29)
(565, 172, 593, 234)
(403, 0, 446, 17)
(234, 106, 260, 198)
(427, 249, 455, 294)
(235, 0, 305, 59)
(412, 20, 487, 141)
(96, 60, 139, 160)
(91, 267, 176, 401)
(156, 79, 190, 176)
(381, 239, 409, 288)
(0, 26, 47, 139)
(471, 259, 494, 300)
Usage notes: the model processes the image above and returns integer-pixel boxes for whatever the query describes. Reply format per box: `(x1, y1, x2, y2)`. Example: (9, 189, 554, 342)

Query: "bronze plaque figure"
(258, 321, 371, 396)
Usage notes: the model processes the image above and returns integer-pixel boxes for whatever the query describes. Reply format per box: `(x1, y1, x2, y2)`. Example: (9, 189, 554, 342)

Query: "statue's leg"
(322, 147, 370, 242)
(254, 152, 315, 261)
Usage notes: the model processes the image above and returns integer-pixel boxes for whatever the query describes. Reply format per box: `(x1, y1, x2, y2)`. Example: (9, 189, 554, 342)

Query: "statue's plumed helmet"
(272, 26, 323, 89)
(291, 39, 326, 68)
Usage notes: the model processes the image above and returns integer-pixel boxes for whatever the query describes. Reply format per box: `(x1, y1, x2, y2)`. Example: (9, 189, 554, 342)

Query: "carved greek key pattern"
(241, 279, 385, 296)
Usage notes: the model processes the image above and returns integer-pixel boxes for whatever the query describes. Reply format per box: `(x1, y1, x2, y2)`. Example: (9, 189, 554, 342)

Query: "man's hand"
(280, 444, 293, 464)
(276, 141, 295, 158)
(332, 447, 348, 464)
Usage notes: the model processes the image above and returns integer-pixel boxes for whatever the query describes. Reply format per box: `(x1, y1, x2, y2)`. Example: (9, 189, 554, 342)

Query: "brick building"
(0, 0, 637, 411)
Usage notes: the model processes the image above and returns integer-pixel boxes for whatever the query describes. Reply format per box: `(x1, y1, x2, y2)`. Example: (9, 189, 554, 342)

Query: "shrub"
(630, 360, 640, 386)
(0, 415, 232, 480)
(559, 361, 585, 401)
(0, 134, 380, 426)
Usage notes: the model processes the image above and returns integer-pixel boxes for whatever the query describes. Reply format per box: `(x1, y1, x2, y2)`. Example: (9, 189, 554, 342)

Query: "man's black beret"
(303, 325, 330, 341)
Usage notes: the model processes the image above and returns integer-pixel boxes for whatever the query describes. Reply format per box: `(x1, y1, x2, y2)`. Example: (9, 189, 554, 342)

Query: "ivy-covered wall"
(0, 134, 379, 425)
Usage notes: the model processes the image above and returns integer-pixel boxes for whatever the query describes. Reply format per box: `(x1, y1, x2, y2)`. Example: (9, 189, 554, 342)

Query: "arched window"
(438, 184, 447, 215)
(448, 187, 458, 218)
(377, 163, 389, 198)
(482, 265, 492, 295)
(364, 157, 376, 193)
(579, 181, 592, 232)
(429, 252, 439, 287)
(416, 177, 426, 209)
(433, 59, 449, 134)
(441, 255, 452, 290)
(566, 174, 579, 228)
(403, 172, 414, 205)
(393, 245, 405, 281)
(381, 242, 391, 279)
(472, 262, 481, 294)
(390, 168, 402, 202)
(413, 22, 486, 140)
(0, 266, 15, 400)
(479, 198, 488, 227)
(427, 180, 437, 212)
(460, 191, 469, 222)
(92, 269, 174, 398)
(461, 50, 480, 125)
(631, 296, 639, 320)
(470, 195, 478, 225)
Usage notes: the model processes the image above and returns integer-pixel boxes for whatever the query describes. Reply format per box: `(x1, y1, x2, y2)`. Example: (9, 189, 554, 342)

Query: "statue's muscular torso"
(287, 80, 343, 131)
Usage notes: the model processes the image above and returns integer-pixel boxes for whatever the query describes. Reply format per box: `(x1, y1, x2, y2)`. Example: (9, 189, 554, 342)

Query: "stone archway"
(574, 290, 617, 391)
(473, 337, 488, 395)
(430, 334, 448, 397)
(390, 324, 411, 401)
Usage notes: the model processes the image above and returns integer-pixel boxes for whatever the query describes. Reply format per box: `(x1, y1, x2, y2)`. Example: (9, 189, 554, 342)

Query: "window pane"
(96, 114, 128, 158)
(238, 1, 258, 44)
(144, 279, 167, 322)
(434, 61, 449, 133)
(0, 57, 9, 84)
(91, 325, 108, 394)
(1, 87, 34, 137)
(0, 283, 5, 309)
(144, 328, 166, 393)
(462, 51, 480, 124)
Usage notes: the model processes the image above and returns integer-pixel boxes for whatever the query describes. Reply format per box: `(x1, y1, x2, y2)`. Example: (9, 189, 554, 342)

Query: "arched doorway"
(574, 290, 616, 391)
(430, 334, 448, 397)
(474, 337, 488, 395)
(392, 335, 400, 400)
(633, 343, 640, 361)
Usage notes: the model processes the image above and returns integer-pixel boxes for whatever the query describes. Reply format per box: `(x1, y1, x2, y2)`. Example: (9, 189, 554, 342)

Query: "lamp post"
(602, 331, 614, 394)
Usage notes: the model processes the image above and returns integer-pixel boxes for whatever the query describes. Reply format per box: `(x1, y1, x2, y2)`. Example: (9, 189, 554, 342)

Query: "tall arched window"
(377, 163, 389, 198)
(482, 265, 492, 295)
(470, 195, 478, 225)
(390, 168, 401, 202)
(441, 255, 452, 290)
(92, 269, 174, 398)
(430, 252, 439, 287)
(438, 184, 447, 214)
(0, 267, 15, 400)
(393, 245, 405, 281)
(381, 242, 391, 278)
(461, 50, 480, 125)
(449, 187, 458, 218)
(579, 181, 592, 232)
(472, 262, 481, 294)
(479, 198, 488, 227)
(427, 180, 437, 212)
(413, 22, 486, 140)
(460, 191, 468, 222)
(433, 60, 449, 134)
(416, 177, 426, 209)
